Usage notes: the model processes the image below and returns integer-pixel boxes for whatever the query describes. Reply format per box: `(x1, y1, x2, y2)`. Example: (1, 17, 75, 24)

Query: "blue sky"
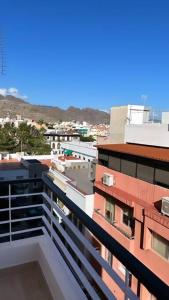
(0, 0, 169, 110)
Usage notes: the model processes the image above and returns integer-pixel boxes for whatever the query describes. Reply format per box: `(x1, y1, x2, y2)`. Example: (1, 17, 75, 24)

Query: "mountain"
(0, 95, 110, 124)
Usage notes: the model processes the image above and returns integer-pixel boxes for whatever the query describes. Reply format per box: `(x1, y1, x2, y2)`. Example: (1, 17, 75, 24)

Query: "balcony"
(94, 209, 135, 240)
(0, 176, 168, 300)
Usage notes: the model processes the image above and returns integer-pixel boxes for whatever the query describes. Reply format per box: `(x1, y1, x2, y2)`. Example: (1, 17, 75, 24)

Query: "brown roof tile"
(97, 144, 169, 162)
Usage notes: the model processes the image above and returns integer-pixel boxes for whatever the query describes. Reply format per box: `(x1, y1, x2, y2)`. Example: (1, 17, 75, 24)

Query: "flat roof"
(97, 143, 169, 162)
(0, 161, 25, 171)
(64, 168, 93, 195)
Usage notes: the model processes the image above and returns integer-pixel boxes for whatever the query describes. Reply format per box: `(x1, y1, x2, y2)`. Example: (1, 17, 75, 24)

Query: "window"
(137, 163, 154, 183)
(105, 197, 115, 223)
(151, 232, 169, 260)
(122, 206, 133, 227)
(105, 249, 113, 266)
(121, 159, 136, 177)
(108, 156, 120, 171)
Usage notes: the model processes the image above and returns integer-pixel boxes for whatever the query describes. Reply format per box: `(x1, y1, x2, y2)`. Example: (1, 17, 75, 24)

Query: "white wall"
(0, 236, 86, 300)
(162, 112, 169, 124)
(125, 123, 169, 147)
(66, 184, 94, 217)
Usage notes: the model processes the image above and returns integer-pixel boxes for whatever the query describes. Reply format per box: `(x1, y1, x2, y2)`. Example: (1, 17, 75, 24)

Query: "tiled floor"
(0, 261, 53, 300)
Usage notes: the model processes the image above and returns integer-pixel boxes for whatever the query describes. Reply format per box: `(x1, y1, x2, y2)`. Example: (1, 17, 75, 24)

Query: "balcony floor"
(0, 261, 53, 300)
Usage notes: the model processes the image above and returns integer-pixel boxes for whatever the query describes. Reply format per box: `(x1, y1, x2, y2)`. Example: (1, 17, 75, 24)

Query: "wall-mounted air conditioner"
(102, 173, 115, 187)
(161, 197, 169, 217)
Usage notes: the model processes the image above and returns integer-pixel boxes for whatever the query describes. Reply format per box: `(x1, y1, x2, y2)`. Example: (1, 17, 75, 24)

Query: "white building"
(60, 141, 97, 162)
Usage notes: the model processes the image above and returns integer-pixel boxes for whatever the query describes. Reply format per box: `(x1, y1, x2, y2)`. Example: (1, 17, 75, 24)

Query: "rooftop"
(97, 143, 169, 162)
(58, 155, 80, 162)
(64, 168, 93, 194)
(0, 161, 25, 171)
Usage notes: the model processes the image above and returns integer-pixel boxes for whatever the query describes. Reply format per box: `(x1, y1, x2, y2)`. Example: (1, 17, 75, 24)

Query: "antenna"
(0, 32, 6, 75)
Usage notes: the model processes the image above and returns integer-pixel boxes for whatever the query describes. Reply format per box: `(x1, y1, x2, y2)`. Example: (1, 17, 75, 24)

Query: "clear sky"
(0, 0, 169, 111)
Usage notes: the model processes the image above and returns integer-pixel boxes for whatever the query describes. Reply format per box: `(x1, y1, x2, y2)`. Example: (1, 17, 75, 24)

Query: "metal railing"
(0, 177, 168, 299)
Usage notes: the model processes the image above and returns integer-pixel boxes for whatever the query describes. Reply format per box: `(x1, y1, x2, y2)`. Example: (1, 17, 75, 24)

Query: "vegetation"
(80, 135, 95, 142)
(0, 122, 51, 155)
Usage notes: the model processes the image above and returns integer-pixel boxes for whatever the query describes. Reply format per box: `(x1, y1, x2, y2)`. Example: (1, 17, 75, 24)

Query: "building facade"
(93, 143, 169, 299)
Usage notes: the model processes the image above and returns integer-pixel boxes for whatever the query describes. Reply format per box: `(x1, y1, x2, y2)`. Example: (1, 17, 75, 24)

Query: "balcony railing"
(94, 209, 135, 240)
(0, 176, 168, 300)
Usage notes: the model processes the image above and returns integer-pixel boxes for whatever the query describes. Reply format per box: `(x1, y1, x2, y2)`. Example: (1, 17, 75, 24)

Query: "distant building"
(60, 141, 97, 162)
(44, 132, 80, 154)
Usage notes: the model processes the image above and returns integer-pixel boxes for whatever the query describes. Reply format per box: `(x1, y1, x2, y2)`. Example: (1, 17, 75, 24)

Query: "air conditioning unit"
(161, 197, 169, 217)
(102, 173, 115, 186)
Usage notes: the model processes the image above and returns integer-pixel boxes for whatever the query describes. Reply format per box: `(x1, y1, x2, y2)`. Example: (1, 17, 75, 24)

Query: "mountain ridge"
(0, 95, 110, 124)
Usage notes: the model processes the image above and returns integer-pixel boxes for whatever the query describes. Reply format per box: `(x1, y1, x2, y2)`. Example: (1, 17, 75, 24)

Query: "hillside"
(0, 95, 110, 124)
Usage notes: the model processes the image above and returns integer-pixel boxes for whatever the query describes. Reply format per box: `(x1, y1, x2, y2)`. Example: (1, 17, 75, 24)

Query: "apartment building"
(44, 132, 80, 154)
(93, 143, 169, 300)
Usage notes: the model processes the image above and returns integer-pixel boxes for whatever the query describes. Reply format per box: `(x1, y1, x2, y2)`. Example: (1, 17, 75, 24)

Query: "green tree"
(80, 135, 95, 142)
(0, 122, 51, 155)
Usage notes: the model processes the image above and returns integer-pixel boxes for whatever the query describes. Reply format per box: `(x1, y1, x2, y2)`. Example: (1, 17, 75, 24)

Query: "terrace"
(0, 175, 168, 299)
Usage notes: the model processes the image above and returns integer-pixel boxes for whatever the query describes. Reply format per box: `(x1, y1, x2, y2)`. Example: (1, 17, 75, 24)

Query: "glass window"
(0, 223, 9, 234)
(0, 211, 9, 222)
(11, 194, 43, 208)
(122, 206, 133, 227)
(11, 218, 42, 232)
(0, 184, 9, 196)
(12, 229, 43, 241)
(105, 249, 113, 266)
(105, 197, 115, 223)
(137, 163, 154, 183)
(11, 207, 43, 220)
(152, 232, 169, 260)
(109, 156, 120, 171)
(121, 159, 136, 177)
(0, 197, 9, 209)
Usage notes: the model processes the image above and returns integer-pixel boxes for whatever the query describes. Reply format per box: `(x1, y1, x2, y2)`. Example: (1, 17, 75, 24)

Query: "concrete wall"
(109, 106, 128, 143)
(66, 184, 94, 217)
(109, 105, 150, 144)
(125, 123, 169, 147)
(162, 112, 169, 124)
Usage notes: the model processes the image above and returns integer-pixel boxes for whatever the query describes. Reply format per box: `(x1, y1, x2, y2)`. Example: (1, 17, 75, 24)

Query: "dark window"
(0, 198, 9, 209)
(11, 218, 42, 232)
(11, 182, 29, 195)
(137, 163, 154, 183)
(152, 232, 169, 260)
(0, 184, 9, 196)
(12, 229, 43, 241)
(0, 223, 9, 234)
(122, 206, 133, 227)
(11, 195, 43, 208)
(121, 159, 136, 177)
(105, 249, 113, 266)
(11, 207, 43, 220)
(0, 211, 9, 221)
(155, 168, 169, 187)
(108, 156, 120, 171)
(105, 197, 115, 223)
(98, 153, 109, 166)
